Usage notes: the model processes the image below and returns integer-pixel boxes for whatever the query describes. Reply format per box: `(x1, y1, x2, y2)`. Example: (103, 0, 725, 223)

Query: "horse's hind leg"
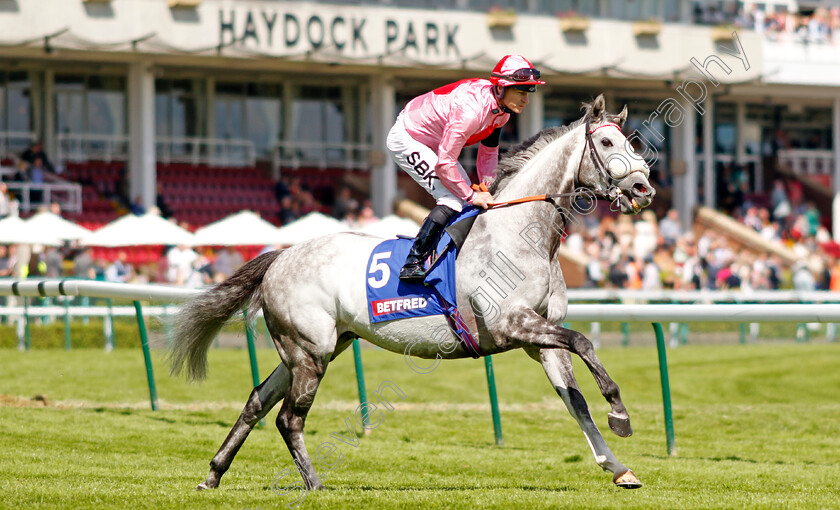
(506, 307, 631, 437)
(274, 344, 330, 492)
(526, 348, 641, 489)
(197, 362, 291, 490)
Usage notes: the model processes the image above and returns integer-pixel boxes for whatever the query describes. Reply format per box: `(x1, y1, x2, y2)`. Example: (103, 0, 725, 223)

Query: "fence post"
(262, 316, 273, 349)
(162, 304, 173, 347)
(351, 338, 370, 431)
(484, 355, 504, 446)
(63, 297, 72, 350)
(133, 301, 159, 411)
(739, 323, 747, 344)
(242, 311, 264, 427)
(105, 298, 115, 351)
(621, 322, 630, 347)
(652, 322, 676, 456)
(23, 296, 31, 350)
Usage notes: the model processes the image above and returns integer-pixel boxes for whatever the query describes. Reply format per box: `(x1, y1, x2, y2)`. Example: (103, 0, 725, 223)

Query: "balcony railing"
(778, 149, 833, 176)
(0, 131, 38, 160)
(272, 140, 372, 172)
(4, 181, 83, 213)
(57, 133, 130, 163)
(156, 137, 256, 167)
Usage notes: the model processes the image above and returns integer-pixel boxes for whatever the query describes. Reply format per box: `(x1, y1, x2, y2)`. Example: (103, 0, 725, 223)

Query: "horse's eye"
(601, 138, 613, 147)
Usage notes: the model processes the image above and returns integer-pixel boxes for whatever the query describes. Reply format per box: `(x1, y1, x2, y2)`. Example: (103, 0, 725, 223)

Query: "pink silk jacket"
(402, 78, 510, 202)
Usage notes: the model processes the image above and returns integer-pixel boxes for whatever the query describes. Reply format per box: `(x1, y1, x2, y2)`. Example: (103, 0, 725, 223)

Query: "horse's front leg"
(502, 307, 632, 437)
(525, 347, 641, 488)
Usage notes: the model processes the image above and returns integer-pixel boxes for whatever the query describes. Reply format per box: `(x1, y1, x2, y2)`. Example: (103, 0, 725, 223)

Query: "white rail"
(0, 130, 37, 159)
(57, 133, 130, 163)
(3, 280, 840, 323)
(272, 140, 371, 171)
(157, 136, 256, 167)
(4, 181, 83, 213)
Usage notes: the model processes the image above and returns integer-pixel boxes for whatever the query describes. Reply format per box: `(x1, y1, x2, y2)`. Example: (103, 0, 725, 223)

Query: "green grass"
(1, 343, 839, 509)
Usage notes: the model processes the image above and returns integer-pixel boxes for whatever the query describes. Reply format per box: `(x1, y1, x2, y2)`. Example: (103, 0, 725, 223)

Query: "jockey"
(386, 54, 545, 282)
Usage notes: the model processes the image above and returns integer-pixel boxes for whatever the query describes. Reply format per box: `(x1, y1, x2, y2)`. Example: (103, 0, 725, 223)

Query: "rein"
(471, 118, 625, 214)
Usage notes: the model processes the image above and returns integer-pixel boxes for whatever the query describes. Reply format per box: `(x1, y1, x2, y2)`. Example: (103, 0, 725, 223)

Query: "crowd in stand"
(695, 3, 840, 44)
(569, 177, 840, 292)
(274, 176, 379, 229)
(2, 137, 839, 292)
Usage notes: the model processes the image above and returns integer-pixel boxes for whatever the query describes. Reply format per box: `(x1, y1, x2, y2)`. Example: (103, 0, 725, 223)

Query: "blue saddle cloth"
(365, 207, 481, 324)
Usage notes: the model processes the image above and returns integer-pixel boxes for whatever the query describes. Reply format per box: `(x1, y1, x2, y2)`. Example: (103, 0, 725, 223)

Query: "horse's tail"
(168, 250, 282, 381)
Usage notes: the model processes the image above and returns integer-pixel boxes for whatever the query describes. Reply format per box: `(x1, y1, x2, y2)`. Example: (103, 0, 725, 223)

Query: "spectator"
(73, 247, 96, 279)
(332, 186, 358, 220)
(45, 247, 63, 278)
(641, 254, 662, 291)
(20, 140, 54, 173)
(278, 195, 298, 225)
(0, 182, 18, 219)
(658, 209, 682, 247)
(156, 183, 173, 219)
(212, 247, 243, 282)
(104, 251, 132, 283)
(130, 195, 146, 216)
(166, 243, 199, 285)
(0, 245, 11, 277)
(792, 262, 816, 291)
(28, 157, 46, 204)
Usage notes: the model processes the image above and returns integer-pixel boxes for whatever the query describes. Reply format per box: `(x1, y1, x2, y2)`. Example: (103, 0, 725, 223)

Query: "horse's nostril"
(633, 183, 648, 195)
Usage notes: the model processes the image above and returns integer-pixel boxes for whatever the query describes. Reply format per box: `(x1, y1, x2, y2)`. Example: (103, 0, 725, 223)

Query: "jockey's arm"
(476, 127, 501, 186)
(437, 115, 481, 203)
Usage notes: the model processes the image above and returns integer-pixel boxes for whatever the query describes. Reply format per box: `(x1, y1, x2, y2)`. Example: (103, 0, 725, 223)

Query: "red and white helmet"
(489, 54, 546, 91)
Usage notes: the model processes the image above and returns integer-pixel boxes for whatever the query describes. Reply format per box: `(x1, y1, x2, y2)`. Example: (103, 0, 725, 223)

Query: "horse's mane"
(489, 103, 593, 195)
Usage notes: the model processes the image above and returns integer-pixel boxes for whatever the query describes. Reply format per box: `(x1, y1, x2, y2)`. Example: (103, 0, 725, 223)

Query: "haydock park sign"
(218, 6, 461, 59)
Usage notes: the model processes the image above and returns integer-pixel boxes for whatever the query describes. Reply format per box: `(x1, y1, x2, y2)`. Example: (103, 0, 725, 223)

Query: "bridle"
(482, 115, 636, 215)
(577, 117, 624, 208)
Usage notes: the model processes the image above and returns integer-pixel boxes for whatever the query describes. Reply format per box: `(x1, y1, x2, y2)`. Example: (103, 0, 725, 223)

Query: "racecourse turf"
(1, 341, 839, 509)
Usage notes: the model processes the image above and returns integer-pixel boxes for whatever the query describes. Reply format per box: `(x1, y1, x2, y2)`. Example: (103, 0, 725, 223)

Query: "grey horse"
(169, 94, 655, 493)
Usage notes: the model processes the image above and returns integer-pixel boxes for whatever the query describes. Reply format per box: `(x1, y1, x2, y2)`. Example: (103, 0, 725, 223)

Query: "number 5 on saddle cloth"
(364, 207, 483, 357)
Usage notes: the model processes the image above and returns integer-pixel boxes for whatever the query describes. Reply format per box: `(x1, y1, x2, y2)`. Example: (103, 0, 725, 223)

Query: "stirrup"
(399, 262, 427, 282)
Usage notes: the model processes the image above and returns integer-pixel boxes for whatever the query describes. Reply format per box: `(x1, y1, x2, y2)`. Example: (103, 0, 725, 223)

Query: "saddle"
(364, 206, 484, 357)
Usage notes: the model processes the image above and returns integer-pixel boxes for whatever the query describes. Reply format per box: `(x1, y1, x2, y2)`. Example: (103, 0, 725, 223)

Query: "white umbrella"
(80, 212, 196, 247)
(358, 215, 420, 239)
(193, 210, 280, 246)
(25, 211, 91, 241)
(275, 212, 350, 246)
(0, 215, 62, 246)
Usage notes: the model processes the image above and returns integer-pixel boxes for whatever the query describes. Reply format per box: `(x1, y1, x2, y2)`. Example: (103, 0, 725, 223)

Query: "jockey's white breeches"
(386, 111, 468, 212)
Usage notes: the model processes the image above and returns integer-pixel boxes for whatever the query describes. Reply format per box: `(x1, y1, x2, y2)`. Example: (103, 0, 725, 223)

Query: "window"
(213, 81, 282, 158)
(54, 74, 126, 135)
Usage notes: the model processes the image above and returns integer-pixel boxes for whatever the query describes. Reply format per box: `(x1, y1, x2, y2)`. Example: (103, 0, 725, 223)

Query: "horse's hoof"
(608, 413, 633, 437)
(613, 470, 642, 489)
(196, 480, 217, 491)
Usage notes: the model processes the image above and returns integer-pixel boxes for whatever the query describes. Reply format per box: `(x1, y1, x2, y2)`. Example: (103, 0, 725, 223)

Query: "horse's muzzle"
(615, 172, 655, 214)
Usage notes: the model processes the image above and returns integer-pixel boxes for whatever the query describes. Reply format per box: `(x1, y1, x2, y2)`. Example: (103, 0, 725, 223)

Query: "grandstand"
(1, 0, 839, 284)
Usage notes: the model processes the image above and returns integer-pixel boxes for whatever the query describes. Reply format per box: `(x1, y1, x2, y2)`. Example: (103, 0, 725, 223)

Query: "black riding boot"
(399, 204, 457, 283)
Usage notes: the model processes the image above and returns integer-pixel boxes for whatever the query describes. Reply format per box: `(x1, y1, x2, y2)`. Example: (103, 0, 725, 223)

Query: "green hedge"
(0, 315, 268, 349)
(0, 319, 142, 349)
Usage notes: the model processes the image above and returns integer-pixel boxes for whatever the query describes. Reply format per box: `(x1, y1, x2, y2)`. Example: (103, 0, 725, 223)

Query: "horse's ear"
(614, 105, 628, 128)
(591, 94, 606, 120)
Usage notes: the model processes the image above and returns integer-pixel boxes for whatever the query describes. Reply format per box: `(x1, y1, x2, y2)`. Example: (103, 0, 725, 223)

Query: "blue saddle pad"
(365, 207, 480, 323)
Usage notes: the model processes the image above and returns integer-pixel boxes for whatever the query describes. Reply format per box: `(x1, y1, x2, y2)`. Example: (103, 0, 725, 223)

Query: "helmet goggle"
(491, 68, 541, 82)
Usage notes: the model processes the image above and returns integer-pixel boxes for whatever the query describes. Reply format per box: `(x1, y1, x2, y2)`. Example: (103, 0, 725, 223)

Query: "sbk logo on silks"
(371, 297, 429, 317)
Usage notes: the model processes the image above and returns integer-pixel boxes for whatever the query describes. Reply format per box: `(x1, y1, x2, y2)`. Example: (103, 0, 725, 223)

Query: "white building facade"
(1, 0, 836, 230)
